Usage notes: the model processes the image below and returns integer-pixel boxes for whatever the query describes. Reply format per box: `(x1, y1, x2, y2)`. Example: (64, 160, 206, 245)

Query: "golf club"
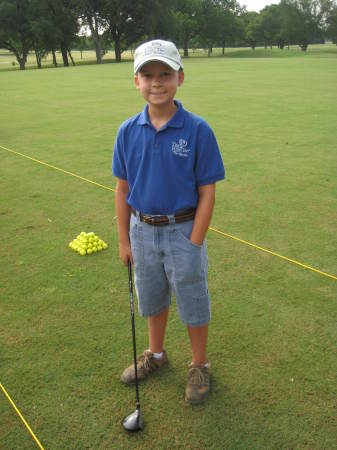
(122, 260, 144, 432)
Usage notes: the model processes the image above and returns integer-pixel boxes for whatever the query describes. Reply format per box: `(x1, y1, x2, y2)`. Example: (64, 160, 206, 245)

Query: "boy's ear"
(178, 70, 184, 87)
(134, 74, 140, 89)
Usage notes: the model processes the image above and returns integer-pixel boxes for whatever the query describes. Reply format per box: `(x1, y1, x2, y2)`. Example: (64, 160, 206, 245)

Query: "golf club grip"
(128, 260, 135, 314)
(128, 260, 133, 292)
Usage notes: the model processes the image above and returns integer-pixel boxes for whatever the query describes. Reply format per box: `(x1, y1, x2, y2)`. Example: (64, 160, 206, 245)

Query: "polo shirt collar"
(137, 100, 185, 129)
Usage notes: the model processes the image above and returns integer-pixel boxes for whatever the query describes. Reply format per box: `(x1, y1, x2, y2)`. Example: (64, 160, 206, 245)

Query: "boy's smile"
(134, 61, 184, 110)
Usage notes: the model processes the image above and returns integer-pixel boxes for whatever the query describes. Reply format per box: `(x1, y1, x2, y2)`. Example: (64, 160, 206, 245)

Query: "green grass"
(1, 47, 337, 449)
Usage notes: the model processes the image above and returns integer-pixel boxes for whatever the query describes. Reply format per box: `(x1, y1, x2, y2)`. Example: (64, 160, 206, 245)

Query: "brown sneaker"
(121, 349, 168, 385)
(185, 362, 210, 404)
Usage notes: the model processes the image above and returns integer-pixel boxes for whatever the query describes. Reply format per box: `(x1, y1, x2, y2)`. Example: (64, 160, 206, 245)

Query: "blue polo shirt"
(112, 100, 225, 215)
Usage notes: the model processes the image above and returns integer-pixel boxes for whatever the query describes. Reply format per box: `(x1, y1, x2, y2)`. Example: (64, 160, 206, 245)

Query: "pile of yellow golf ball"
(69, 231, 108, 256)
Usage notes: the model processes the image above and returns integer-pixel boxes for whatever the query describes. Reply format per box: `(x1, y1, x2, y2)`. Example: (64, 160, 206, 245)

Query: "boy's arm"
(189, 183, 215, 246)
(115, 178, 133, 266)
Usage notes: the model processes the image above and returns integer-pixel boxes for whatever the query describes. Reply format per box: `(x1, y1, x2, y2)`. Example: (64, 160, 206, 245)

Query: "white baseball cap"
(134, 40, 183, 74)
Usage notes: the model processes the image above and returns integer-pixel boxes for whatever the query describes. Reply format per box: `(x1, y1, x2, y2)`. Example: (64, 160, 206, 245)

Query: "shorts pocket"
(177, 230, 203, 248)
(174, 226, 203, 249)
(129, 218, 144, 279)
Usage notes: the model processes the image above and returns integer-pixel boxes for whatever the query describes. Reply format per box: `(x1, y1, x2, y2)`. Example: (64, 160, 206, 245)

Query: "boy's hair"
(134, 40, 183, 74)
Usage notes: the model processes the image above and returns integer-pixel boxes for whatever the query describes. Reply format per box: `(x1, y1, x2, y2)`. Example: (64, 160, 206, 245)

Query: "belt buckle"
(143, 214, 155, 225)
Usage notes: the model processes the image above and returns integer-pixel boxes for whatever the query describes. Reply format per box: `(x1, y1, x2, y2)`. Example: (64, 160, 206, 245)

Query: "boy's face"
(134, 61, 184, 108)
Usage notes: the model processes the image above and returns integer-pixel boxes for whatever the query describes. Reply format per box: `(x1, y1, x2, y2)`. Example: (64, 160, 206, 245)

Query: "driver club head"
(122, 408, 144, 432)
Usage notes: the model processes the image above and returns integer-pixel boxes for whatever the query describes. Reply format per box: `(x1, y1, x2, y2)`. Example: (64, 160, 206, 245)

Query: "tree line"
(0, 0, 336, 70)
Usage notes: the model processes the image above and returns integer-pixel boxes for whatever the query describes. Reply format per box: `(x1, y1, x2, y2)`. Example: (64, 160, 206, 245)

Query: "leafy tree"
(216, 0, 243, 53)
(140, 0, 176, 41)
(29, 0, 60, 68)
(280, 0, 332, 51)
(172, 0, 200, 57)
(101, 0, 173, 62)
(100, 0, 143, 62)
(196, 0, 222, 56)
(260, 4, 283, 48)
(78, 0, 105, 64)
(242, 11, 262, 49)
(326, 5, 337, 43)
(0, 0, 34, 69)
(45, 0, 79, 66)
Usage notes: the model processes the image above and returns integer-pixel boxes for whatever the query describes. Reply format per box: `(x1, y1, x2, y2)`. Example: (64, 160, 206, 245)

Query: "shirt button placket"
(154, 133, 159, 151)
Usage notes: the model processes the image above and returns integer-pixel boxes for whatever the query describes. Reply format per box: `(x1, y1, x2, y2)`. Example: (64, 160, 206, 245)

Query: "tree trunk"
(300, 42, 308, 51)
(61, 46, 69, 66)
(35, 50, 42, 69)
(19, 52, 27, 70)
(19, 58, 26, 70)
(13, 48, 27, 70)
(52, 49, 57, 67)
(88, 13, 102, 64)
(183, 37, 188, 57)
(68, 49, 75, 65)
(94, 32, 102, 63)
(207, 47, 212, 57)
(114, 30, 121, 62)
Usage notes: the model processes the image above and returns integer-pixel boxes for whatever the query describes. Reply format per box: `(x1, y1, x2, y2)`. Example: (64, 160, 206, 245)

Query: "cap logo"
(145, 42, 165, 56)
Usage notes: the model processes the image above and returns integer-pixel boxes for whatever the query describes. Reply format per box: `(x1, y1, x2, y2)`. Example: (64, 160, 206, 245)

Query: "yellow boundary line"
(0, 145, 115, 193)
(209, 227, 337, 281)
(0, 382, 44, 450)
(1, 145, 336, 280)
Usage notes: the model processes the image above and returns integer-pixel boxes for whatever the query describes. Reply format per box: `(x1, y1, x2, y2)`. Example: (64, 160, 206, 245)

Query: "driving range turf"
(1, 46, 336, 449)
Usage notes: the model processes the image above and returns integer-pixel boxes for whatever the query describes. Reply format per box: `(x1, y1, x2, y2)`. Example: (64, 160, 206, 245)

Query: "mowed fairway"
(1, 48, 337, 449)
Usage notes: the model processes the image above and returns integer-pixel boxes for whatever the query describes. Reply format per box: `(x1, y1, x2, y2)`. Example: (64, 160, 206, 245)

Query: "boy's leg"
(187, 323, 208, 366)
(120, 305, 169, 386)
(148, 307, 169, 353)
(185, 323, 210, 404)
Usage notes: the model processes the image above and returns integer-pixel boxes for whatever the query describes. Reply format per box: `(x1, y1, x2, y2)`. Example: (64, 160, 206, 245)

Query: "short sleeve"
(195, 122, 225, 186)
(112, 127, 127, 180)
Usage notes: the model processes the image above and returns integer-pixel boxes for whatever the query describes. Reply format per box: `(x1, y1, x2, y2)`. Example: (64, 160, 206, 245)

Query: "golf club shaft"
(128, 260, 140, 408)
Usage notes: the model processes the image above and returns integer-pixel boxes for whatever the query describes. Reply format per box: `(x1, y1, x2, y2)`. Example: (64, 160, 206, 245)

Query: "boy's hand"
(119, 242, 134, 267)
(190, 184, 215, 245)
(115, 178, 134, 266)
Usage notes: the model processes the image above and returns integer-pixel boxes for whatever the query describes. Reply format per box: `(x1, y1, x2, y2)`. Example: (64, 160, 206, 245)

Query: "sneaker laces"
(189, 367, 207, 385)
(138, 352, 155, 373)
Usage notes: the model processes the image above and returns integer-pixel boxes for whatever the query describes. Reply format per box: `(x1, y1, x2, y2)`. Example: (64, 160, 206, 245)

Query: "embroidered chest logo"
(172, 139, 190, 158)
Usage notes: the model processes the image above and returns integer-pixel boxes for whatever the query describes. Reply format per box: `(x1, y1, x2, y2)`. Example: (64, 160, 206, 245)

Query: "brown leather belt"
(131, 207, 196, 226)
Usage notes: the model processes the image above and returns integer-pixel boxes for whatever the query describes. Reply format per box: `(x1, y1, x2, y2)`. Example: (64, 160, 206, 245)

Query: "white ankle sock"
(152, 351, 163, 359)
(192, 361, 209, 368)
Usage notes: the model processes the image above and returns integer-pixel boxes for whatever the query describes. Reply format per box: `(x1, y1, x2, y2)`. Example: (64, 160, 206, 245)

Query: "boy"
(112, 40, 225, 404)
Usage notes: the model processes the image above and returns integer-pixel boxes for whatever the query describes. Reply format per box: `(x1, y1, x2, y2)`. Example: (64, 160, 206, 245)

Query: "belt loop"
(135, 209, 140, 220)
(168, 214, 175, 225)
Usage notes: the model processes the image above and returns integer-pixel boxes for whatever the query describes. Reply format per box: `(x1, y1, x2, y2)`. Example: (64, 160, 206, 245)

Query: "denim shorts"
(129, 212, 210, 327)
